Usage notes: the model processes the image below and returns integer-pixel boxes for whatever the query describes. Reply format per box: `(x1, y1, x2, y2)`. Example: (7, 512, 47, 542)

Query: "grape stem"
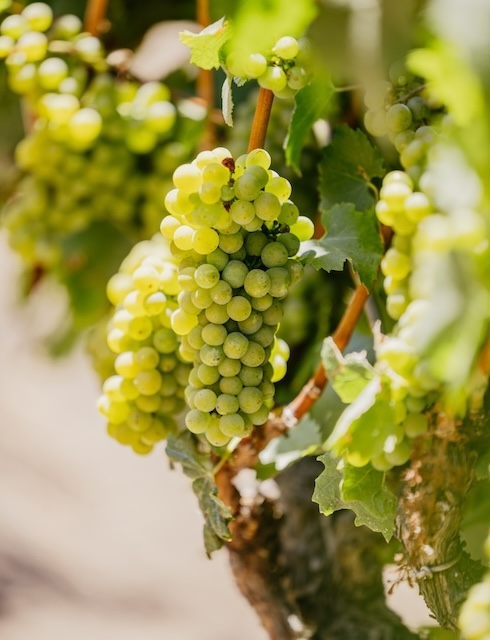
(284, 284, 369, 422)
(247, 88, 274, 152)
(84, 0, 109, 35)
(196, 0, 216, 150)
(396, 83, 428, 104)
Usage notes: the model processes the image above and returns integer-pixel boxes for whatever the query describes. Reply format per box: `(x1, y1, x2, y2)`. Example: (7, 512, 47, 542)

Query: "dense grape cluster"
(96, 235, 192, 455)
(459, 533, 490, 640)
(363, 72, 439, 183)
(161, 146, 311, 446)
(225, 35, 312, 99)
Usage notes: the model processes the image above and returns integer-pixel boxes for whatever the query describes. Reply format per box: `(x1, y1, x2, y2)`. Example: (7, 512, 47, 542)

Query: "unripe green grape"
(205, 301, 229, 324)
(22, 2, 53, 32)
(218, 357, 242, 378)
(386, 103, 412, 132)
(227, 295, 252, 322)
(1, 14, 28, 39)
(222, 260, 248, 288)
(244, 52, 268, 78)
(0, 35, 14, 58)
(210, 280, 233, 305)
(364, 109, 389, 137)
(233, 173, 262, 201)
(287, 66, 309, 91)
(205, 419, 231, 447)
(254, 191, 281, 221)
(37, 56, 69, 90)
(146, 101, 176, 133)
(67, 108, 103, 147)
(219, 413, 246, 437)
(273, 35, 299, 60)
(258, 66, 287, 93)
(261, 241, 289, 267)
(185, 409, 210, 434)
(16, 31, 48, 62)
(289, 216, 314, 241)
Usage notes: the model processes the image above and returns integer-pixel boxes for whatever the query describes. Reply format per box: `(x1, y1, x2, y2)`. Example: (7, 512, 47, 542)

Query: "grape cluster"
(377, 170, 433, 321)
(161, 146, 311, 446)
(96, 234, 192, 455)
(363, 72, 438, 183)
(0, 5, 201, 289)
(459, 533, 490, 640)
(225, 35, 312, 99)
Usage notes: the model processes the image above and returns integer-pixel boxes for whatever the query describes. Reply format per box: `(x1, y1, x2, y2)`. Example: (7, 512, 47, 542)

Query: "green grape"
(244, 53, 268, 78)
(386, 103, 413, 132)
(22, 2, 53, 32)
(227, 296, 252, 322)
(258, 66, 287, 93)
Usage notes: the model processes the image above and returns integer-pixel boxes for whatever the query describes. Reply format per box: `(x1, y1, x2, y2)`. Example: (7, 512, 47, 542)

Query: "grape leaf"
(180, 17, 232, 70)
(341, 463, 396, 541)
(285, 79, 335, 174)
(167, 433, 233, 555)
(321, 337, 375, 403)
(300, 203, 384, 286)
(313, 453, 396, 541)
(319, 125, 385, 211)
(166, 432, 211, 479)
(259, 415, 322, 473)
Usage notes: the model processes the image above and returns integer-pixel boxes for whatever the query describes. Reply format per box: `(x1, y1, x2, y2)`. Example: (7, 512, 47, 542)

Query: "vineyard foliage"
(1, 0, 490, 637)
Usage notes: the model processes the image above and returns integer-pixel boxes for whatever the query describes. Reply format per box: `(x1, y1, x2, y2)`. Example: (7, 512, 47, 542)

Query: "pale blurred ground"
(0, 233, 432, 639)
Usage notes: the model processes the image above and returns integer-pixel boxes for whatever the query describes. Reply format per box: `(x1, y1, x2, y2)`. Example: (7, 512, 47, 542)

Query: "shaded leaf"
(193, 477, 233, 541)
(319, 125, 385, 211)
(180, 17, 232, 70)
(166, 432, 211, 479)
(259, 415, 322, 472)
(300, 203, 384, 286)
(202, 522, 224, 557)
(285, 79, 335, 174)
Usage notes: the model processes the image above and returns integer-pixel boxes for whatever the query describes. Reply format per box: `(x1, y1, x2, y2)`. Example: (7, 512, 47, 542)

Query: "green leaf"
(313, 453, 396, 541)
(326, 376, 386, 455)
(300, 203, 384, 286)
(166, 432, 211, 479)
(166, 434, 233, 554)
(193, 477, 233, 541)
(285, 79, 335, 174)
(180, 17, 232, 70)
(341, 463, 396, 541)
(259, 415, 322, 472)
(321, 337, 375, 403)
(229, 0, 317, 60)
(319, 125, 385, 212)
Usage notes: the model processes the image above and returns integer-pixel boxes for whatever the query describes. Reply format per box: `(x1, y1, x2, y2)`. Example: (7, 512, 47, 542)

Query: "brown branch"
(196, 0, 216, 150)
(84, 0, 109, 35)
(247, 88, 274, 152)
(285, 284, 369, 423)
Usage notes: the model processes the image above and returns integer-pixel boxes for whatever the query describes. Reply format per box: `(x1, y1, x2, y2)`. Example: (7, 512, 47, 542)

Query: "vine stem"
(196, 0, 216, 150)
(285, 284, 369, 423)
(84, 0, 109, 35)
(247, 88, 274, 152)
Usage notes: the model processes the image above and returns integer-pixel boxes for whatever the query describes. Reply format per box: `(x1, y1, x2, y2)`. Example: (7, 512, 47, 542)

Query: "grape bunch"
(459, 533, 490, 640)
(0, 4, 203, 335)
(363, 71, 439, 183)
(225, 35, 312, 99)
(160, 146, 312, 446)
(96, 234, 192, 455)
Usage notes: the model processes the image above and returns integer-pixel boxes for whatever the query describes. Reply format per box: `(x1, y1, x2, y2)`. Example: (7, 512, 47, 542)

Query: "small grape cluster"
(225, 35, 311, 99)
(363, 73, 438, 183)
(161, 146, 311, 446)
(377, 170, 433, 321)
(459, 533, 490, 640)
(96, 235, 192, 455)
